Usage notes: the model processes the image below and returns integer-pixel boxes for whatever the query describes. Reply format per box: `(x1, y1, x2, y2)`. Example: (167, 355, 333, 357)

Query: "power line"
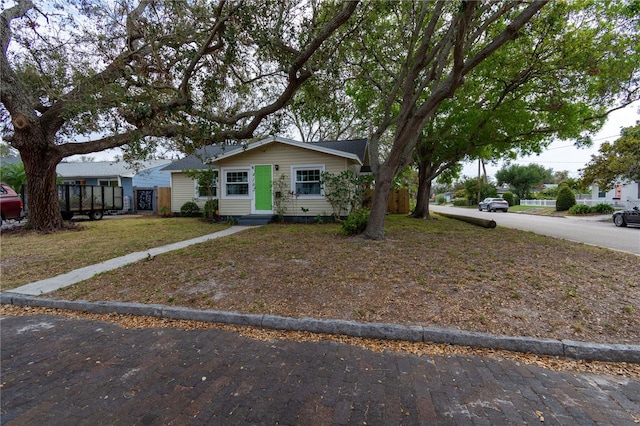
(545, 134, 621, 151)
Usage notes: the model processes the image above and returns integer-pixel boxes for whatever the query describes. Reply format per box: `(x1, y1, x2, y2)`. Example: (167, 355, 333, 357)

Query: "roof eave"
(207, 136, 363, 164)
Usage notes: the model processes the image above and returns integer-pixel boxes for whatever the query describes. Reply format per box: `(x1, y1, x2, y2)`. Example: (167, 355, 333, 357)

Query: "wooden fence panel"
(387, 189, 410, 214)
(158, 187, 171, 215)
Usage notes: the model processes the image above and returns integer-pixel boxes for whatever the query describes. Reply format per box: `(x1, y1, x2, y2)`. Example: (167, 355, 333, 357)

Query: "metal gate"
(134, 187, 157, 213)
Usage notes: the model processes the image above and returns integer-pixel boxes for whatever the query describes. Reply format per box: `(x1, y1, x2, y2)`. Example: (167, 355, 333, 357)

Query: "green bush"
(590, 203, 614, 214)
(556, 186, 576, 211)
(502, 191, 515, 206)
(180, 201, 201, 217)
(568, 204, 591, 215)
(452, 198, 468, 207)
(203, 199, 219, 219)
(340, 208, 370, 235)
(435, 194, 446, 205)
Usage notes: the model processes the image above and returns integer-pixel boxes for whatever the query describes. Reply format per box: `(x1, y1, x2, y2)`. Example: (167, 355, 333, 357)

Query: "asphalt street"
(430, 205, 640, 255)
(2, 314, 639, 425)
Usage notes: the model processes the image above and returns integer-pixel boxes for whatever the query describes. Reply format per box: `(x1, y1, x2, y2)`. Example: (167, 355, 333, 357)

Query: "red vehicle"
(0, 183, 24, 225)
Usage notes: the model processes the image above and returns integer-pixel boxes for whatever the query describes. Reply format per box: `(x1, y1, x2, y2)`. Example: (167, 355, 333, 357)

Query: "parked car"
(478, 197, 509, 212)
(0, 182, 24, 225)
(612, 206, 640, 227)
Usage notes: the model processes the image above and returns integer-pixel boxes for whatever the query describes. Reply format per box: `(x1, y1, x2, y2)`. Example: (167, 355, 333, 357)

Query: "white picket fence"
(520, 199, 637, 208)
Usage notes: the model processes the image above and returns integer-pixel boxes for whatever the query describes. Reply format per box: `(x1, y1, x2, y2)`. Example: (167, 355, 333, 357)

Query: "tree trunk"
(364, 125, 423, 239)
(412, 159, 433, 219)
(20, 134, 64, 231)
(364, 172, 392, 240)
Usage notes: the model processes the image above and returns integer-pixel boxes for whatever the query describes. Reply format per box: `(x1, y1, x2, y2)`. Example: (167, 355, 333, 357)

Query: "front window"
(292, 165, 324, 197)
(224, 170, 249, 197)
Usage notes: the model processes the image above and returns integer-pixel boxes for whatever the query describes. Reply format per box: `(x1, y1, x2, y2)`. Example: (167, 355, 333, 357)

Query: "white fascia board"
(206, 136, 362, 165)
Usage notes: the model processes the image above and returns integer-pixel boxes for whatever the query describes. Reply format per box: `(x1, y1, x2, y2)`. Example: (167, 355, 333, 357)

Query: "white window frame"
(222, 167, 251, 199)
(291, 164, 325, 199)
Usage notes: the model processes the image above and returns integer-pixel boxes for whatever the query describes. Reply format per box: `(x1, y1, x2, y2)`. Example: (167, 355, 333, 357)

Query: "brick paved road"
(2, 314, 639, 425)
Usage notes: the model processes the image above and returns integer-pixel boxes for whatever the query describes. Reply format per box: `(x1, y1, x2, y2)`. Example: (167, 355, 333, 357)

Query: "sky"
(69, 101, 640, 180)
(460, 101, 640, 181)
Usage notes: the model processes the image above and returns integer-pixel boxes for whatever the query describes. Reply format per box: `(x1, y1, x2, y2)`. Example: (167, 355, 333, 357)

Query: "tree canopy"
(0, 0, 359, 230)
(343, 1, 549, 239)
(3, 0, 639, 234)
(409, 0, 640, 218)
(580, 122, 640, 190)
(495, 163, 554, 199)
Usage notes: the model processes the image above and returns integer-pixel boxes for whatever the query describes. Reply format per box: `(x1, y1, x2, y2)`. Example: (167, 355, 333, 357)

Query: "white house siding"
(215, 143, 353, 217)
(170, 172, 199, 213)
(591, 181, 640, 208)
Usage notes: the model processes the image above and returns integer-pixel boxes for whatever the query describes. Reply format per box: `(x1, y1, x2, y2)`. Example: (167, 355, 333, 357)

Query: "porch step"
(237, 214, 275, 226)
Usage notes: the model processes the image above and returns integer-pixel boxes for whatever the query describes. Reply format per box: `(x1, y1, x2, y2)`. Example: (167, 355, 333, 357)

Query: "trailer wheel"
(89, 210, 104, 221)
(61, 212, 73, 221)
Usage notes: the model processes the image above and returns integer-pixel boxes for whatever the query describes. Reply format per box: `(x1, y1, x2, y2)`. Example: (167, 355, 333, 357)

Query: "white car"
(478, 197, 509, 212)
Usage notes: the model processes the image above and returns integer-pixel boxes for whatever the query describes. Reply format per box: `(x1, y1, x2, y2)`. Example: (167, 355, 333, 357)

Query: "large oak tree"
(344, 0, 549, 239)
(410, 0, 640, 219)
(0, 0, 358, 230)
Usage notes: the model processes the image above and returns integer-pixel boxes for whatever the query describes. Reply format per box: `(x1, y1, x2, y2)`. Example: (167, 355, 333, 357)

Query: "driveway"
(430, 205, 640, 255)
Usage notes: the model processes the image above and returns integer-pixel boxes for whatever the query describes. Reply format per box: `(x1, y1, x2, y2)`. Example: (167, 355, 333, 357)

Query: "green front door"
(253, 165, 272, 213)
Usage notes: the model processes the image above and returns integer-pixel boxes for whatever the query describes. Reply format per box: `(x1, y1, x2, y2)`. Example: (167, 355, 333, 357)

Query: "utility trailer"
(58, 184, 124, 220)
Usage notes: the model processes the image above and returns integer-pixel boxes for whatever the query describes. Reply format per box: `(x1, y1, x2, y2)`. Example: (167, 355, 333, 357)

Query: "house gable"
(207, 136, 366, 165)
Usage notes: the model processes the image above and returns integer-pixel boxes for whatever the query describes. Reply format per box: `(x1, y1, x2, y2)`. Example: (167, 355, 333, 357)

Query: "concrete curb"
(2, 293, 638, 364)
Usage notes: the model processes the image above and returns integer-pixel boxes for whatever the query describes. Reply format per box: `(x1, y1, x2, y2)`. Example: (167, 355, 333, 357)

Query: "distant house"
(162, 136, 369, 221)
(56, 160, 172, 212)
(590, 180, 640, 209)
(0, 156, 22, 167)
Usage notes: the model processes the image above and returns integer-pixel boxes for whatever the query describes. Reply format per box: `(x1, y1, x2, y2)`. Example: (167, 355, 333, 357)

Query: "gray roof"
(56, 159, 172, 178)
(162, 138, 368, 172)
(309, 138, 368, 163)
(161, 145, 242, 171)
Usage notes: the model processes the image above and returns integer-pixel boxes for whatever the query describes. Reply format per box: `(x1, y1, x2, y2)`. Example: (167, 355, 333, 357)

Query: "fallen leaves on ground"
(2, 304, 638, 378)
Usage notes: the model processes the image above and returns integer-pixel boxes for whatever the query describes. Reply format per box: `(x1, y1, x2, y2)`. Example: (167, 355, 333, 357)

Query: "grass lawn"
(507, 205, 553, 212)
(0, 216, 228, 290)
(23, 214, 639, 346)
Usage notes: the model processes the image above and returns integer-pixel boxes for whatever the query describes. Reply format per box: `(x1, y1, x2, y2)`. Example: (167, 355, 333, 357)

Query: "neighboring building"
(162, 136, 369, 221)
(56, 159, 172, 211)
(590, 180, 640, 208)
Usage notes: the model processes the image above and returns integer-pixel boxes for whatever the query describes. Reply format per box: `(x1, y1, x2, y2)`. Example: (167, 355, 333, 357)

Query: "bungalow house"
(590, 180, 640, 209)
(56, 159, 172, 212)
(162, 136, 369, 223)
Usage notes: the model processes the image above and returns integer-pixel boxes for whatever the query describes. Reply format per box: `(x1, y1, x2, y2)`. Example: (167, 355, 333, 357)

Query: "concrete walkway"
(7, 226, 252, 296)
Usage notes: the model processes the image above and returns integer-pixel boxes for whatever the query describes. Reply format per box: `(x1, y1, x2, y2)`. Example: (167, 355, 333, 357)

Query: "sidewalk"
(6, 226, 253, 296)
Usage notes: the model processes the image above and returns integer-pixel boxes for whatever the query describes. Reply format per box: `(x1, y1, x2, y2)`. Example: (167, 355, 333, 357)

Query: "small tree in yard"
(186, 168, 217, 220)
(556, 186, 576, 211)
(272, 174, 291, 222)
(321, 170, 371, 221)
(502, 191, 515, 207)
